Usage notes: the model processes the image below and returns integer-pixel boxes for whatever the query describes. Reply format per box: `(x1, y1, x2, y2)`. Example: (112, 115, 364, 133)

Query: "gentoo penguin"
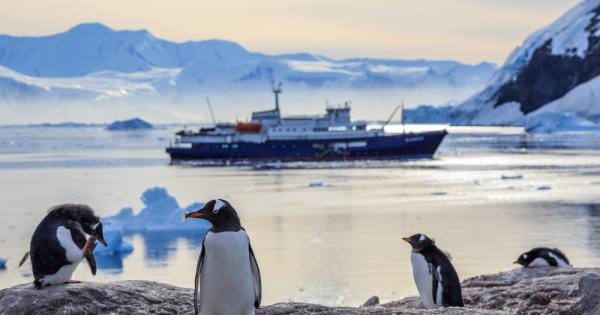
(185, 199, 261, 315)
(514, 247, 571, 268)
(20, 204, 107, 289)
(403, 233, 463, 309)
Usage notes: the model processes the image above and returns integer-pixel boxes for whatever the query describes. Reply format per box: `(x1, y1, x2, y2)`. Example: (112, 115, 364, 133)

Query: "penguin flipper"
(430, 263, 439, 305)
(85, 252, 97, 275)
(19, 251, 30, 267)
(249, 243, 262, 308)
(194, 241, 205, 315)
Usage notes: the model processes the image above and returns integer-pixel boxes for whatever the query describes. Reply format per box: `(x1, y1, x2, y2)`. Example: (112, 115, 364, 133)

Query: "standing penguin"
(514, 247, 571, 268)
(21, 204, 107, 289)
(403, 233, 463, 309)
(185, 199, 261, 315)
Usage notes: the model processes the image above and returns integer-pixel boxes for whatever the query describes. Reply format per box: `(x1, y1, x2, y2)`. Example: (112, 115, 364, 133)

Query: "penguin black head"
(185, 199, 241, 232)
(514, 253, 532, 266)
(402, 233, 435, 252)
(48, 204, 107, 246)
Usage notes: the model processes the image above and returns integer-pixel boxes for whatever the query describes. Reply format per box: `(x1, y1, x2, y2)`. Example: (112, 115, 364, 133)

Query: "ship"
(166, 84, 447, 162)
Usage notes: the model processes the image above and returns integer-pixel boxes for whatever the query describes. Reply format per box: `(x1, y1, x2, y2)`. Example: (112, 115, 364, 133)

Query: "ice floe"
(103, 187, 209, 233)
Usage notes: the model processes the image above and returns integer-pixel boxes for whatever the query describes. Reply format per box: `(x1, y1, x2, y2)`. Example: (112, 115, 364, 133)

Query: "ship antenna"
(382, 104, 401, 132)
(205, 97, 217, 125)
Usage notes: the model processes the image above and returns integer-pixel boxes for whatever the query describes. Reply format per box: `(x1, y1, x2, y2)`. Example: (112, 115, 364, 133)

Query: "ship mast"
(272, 81, 282, 122)
(272, 81, 282, 112)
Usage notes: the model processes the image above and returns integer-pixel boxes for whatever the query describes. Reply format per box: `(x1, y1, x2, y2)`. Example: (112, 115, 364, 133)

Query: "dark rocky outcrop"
(0, 268, 598, 314)
(495, 6, 600, 115)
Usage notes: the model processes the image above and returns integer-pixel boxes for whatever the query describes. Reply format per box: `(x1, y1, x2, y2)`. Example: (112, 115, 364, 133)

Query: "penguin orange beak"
(402, 237, 413, 245)
(97, 237, 107, 247)
(185, 211, 204, 219)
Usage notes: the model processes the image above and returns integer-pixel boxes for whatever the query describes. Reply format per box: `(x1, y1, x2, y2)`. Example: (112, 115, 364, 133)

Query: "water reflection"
(139, 230, 206, 262)
(96, 254, 128, 273)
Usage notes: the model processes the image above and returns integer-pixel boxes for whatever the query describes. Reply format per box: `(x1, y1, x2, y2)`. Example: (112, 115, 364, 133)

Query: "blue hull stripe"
(166, 130, 447, 161)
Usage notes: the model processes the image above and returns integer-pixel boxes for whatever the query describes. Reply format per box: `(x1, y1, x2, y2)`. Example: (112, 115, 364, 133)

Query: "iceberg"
(103, 187, 210, 233)
(94, 225, 134, 256)
(525, 112, 600, 133)
(106, 118, 153, 131)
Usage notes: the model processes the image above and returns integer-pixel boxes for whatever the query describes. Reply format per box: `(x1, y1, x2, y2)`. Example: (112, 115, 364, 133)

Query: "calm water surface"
(0, 125, 599, 306)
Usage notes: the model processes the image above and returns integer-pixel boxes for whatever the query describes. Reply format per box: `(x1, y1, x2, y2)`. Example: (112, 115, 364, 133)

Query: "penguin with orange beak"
(185, 199, 261, 315)
(403, 233, 463, 309)
(20, 204, 107, 289)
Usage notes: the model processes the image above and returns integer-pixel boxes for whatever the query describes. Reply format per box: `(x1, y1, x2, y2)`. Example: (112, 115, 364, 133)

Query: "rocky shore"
(0, 267, 598, 315)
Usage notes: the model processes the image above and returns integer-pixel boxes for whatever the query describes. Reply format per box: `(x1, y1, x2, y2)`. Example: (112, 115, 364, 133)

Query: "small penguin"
(403, 233, 463, 309)
(20, 204, 107, 289)
(514, 247, 571, 268)
(185, 199, 261, 315)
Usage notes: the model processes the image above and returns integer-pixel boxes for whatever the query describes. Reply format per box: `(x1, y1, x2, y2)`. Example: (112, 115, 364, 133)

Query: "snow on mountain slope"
(0, 65, 180, 101)
(453, 0, 600, 126)
(0, 23, 495, 94)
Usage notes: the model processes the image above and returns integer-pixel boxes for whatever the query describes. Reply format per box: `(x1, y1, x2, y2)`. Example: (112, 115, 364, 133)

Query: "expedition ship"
(166, 85, 447, 162)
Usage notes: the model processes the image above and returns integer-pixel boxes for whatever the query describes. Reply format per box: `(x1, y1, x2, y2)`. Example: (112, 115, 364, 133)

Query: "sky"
(0, 0, 581, 64)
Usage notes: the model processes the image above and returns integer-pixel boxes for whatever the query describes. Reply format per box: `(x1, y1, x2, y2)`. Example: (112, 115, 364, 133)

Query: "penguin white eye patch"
(213, 199, 225, 213)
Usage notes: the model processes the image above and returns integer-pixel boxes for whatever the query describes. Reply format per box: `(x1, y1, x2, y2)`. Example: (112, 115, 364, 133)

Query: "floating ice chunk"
(501, 174, 524, 180)
(103, 187, 210, 233)
(0, 257, 6, 270)
(94, 225, 134, 256)
(308, 181, 324, 188)
(106, 118, 153, 131)
(537, 185, 552, 191)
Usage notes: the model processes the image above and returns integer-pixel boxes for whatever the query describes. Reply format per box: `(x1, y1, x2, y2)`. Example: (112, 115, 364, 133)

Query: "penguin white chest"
(200, 231, 255, 315)
(41, 226, 85, 286)
(410, 252, 443, 309)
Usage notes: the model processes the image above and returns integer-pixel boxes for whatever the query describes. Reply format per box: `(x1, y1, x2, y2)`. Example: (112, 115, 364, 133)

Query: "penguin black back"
(28, 204, 105, 288)
(515, 247, 571, 268)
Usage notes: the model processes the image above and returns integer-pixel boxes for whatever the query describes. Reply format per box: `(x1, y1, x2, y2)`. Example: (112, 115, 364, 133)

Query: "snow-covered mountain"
(449, 0, 600, 130)
(0, 23, 495, 108)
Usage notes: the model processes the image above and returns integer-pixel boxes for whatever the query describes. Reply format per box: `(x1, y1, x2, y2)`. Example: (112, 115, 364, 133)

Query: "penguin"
(20, 204, 107, 289)
(403, 233, 463, 309)
(185, 199, 261, 315)
(514, 247, 571, 268)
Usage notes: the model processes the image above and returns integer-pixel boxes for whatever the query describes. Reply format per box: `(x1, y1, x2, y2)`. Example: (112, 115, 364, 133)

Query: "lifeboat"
(235, 122, 262, 133)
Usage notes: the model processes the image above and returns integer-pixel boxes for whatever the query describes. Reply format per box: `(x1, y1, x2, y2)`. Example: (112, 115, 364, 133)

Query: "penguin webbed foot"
(33, 279, 42, 290)
(65, 280, 82, 284)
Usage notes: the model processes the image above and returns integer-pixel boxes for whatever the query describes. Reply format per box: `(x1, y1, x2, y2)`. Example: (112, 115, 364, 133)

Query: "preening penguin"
(403, 233, 463, 309)
(514, 247, 571, 268)
(21, 204, 107, 289)
(185, 199, 261, 315)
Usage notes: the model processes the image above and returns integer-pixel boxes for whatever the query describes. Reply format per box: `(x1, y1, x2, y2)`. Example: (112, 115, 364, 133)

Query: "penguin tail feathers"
(18, 251, 30, 268)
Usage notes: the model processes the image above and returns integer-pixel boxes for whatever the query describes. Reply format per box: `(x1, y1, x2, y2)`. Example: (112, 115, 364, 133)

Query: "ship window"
(232, 144, 238, 149)
(221, 144, 229, 149)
